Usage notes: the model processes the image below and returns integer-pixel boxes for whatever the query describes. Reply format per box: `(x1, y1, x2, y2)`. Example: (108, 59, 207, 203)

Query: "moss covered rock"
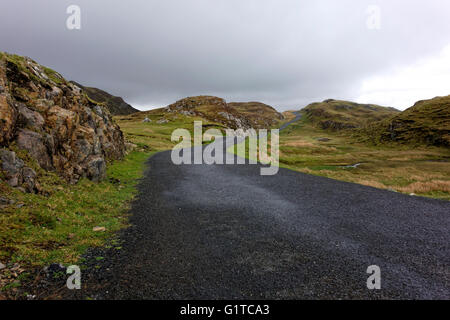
(0, 53, 126, 190)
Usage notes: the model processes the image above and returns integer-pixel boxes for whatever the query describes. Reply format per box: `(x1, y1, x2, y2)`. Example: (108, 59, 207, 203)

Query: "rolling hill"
(228, 101, 284, 128)
(302, 99, 400, 130)
(147, 95, 284, 130)
(71, 81, 138, 116)
(362, 95, 450, 147)
(163, 95, 250, 129)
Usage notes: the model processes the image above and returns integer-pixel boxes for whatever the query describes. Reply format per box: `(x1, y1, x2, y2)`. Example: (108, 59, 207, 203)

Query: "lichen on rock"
(0, 53, 125, 192)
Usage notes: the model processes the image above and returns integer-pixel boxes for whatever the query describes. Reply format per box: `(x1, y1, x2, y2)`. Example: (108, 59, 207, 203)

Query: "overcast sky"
(1, 0, 450, 111)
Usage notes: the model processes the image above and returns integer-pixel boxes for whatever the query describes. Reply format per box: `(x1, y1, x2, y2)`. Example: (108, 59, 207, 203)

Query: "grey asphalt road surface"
(279, 111, 302, 131)
(73, 145, 450, 300)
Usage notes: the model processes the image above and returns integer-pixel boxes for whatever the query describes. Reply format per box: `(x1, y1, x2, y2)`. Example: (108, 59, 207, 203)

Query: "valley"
(115, 98, 450, 200)
(0, 52, 449, 299)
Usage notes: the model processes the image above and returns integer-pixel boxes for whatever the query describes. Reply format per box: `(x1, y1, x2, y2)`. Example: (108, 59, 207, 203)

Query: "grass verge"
(230, 115, 450, 200)
(0, 151, 153, 285)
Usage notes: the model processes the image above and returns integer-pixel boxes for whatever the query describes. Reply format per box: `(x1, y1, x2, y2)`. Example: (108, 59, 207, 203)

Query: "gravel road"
(71, 146, 450, 299)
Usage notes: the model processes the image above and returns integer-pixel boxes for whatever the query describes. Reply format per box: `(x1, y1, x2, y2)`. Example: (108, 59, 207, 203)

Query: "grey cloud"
(1, 0, 449, 110)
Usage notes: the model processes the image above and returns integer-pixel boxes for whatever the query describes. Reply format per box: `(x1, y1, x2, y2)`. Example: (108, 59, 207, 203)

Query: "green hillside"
(302, 99, 400, 130)
(361, 95, 450, 147)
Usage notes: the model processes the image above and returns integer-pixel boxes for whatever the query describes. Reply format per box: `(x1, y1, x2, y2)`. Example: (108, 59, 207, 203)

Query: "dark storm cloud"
(1, 0, 450, 110)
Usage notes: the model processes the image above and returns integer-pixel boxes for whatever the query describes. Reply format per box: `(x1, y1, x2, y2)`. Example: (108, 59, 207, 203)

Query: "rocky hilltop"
(302, 99, 400, 130)
(164, 95, 283, 129)
(362, 95, 450, 147)
(71, 81, 138, 116)
(0, 53, 125, 193)
(228, 102, 284, 128)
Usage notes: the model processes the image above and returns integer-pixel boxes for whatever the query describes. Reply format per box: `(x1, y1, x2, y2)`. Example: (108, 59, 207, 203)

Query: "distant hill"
(71, 81, 138, 116)
(362, 95, 450, 147)
(302, 99, 400, 130)
(162, 95, 283, 129)
(228, 102, 284, 128)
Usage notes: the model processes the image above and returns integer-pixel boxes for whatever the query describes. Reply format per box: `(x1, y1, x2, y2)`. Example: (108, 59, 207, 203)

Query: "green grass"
(83, 93, 106, 107)
(278, 118, 450, 200)
(230, 115, 450, 200)
(302, 99, 399, 130)
(115, 110, 226, 151)
(42, 67, 64, 85)
(309, 165, 341, 171)
(135, 108, 449, 201)
(3, 53, 27, 67)
(2, 103, 219, 286)
(1, 52, 65, 86)
(0, 151, 153, 268)
(3, 54, 39, 84)
(2, 92, 448, 282)
(358, 95, 450, 147)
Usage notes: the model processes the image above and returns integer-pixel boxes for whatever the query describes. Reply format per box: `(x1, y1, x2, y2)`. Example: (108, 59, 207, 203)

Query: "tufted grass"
(0, 151, 152, 269)
(279, 117, 450, 200)
(231, 114, 450, 200)
(115, 109, 226, 151)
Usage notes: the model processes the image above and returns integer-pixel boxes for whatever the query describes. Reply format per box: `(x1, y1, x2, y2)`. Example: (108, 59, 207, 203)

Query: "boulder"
(16, 103, 45, 129)
(85, 156, 107, 182)
(0, 149, 24, 176)
(0, 149, 38, 192)
(125, 142, 137, 153)
(16, 129, 53, 171)
(21, 167, 38, 193)
(157, 118, 169, 124)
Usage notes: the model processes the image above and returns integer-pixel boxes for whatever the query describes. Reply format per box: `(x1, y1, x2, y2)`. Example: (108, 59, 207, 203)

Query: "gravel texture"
(67, 147, 450, 300)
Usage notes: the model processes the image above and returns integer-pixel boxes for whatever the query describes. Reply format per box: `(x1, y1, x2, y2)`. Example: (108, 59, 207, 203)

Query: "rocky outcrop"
(228, 102, 284, 128)
(0, 149, 38, 193)
(0, 53, 125, 191)
(164, 96, 253, 129)
(164, 96, 283, 129)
